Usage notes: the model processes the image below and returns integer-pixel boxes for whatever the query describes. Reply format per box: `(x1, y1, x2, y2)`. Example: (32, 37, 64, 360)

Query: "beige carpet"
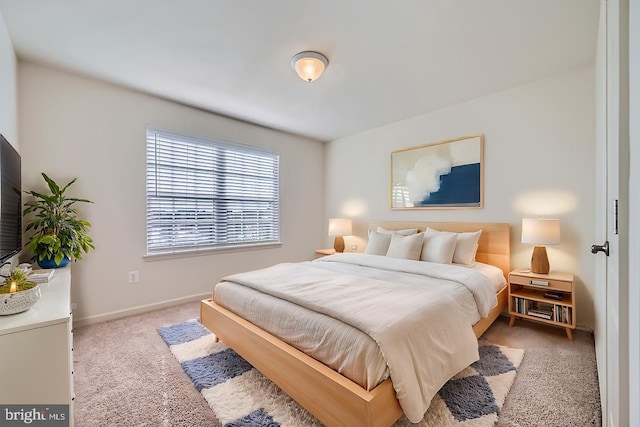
(485, 317, 602, 426)
(73, 302, 601, 426)
(73, 302, 221, 427)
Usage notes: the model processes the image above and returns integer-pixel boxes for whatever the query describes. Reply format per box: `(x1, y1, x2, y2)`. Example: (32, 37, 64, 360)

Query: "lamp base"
(333, 236, 345, 253)
(531, 245, 550, 274)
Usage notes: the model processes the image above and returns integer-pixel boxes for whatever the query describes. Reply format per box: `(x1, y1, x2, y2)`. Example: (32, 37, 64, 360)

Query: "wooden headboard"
(368, 221, 511, 279)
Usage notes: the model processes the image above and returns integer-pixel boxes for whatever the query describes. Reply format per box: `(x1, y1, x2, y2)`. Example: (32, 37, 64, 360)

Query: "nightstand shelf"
(510, 288, 572, 305)
(508, 269, 575, 341)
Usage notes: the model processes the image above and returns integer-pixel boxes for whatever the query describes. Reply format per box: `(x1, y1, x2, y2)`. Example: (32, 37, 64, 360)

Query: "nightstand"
(315, 248, 336, 259)
(508, 269, 576, 341)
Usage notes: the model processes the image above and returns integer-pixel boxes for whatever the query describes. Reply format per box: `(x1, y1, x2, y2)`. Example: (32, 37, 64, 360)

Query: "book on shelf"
(512, 297, 528, 314)
(28, 268, 55, 283)
(546, 304, 573, 324)
(538, 302, 554, 312)
(527, 300, 554, 320)
(527, 309, 553, 320)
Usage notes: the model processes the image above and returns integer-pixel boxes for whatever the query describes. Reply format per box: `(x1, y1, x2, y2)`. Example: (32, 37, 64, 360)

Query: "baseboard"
(73, 292, 211, 328)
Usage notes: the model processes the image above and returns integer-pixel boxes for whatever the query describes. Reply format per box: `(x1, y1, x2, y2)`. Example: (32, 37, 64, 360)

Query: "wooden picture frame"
(391, 134, 484, 209)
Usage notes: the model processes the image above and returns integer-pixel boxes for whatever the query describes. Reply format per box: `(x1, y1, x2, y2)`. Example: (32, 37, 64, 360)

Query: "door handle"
(591, 241, 609, 256)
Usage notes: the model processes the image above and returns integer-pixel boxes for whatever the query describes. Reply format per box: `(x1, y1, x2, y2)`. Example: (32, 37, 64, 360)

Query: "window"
(146, 128, 280, 255)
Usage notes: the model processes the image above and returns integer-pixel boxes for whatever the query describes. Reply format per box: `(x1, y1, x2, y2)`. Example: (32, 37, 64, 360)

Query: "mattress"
(213, 254, 504, 392)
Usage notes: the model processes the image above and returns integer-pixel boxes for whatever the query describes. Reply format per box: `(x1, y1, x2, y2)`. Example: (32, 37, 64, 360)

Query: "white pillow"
(376, 226, 419, 236)
(420, 228, 457, 264)
(453, 230, 482, 265)
(364, 230, 392, 255)
(386, 232, 424, 260)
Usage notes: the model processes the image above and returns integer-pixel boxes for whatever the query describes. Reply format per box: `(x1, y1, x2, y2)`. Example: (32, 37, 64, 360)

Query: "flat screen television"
(0, 134, 21, 264)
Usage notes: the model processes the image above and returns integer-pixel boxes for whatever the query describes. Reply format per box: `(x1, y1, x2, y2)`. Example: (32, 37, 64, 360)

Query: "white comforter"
(221, 253, 497, 423)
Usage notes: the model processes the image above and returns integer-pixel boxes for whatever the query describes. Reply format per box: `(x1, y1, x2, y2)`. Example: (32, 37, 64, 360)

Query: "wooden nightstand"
(508, 269, 576, 341)
(315, 248, 336, 259)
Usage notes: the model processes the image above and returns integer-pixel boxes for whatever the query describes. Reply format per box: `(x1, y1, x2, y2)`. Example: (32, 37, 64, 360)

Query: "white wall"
(18, 62, 325, 322)
(0, 12, 17, 145)
(325, 66, 596, 328)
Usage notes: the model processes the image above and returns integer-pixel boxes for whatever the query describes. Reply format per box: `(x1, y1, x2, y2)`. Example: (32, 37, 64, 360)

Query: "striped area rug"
(159, 320, 524, 427)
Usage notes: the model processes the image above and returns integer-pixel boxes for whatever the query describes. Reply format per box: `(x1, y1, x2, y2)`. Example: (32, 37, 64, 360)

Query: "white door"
(594, 1, 629, 426)
(628, 0, 639, 424)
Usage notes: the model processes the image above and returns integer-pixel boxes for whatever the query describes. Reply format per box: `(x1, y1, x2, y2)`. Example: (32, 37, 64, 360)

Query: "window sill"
(143, 242, 283, 262)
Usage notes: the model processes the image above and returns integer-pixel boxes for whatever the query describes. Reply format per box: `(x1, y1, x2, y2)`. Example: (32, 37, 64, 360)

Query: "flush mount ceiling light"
(290, 51, 329, 82)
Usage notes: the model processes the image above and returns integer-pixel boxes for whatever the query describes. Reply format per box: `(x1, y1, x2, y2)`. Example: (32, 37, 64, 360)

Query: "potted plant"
(23, 173, 95, 268)
(0, 268, 40, 315)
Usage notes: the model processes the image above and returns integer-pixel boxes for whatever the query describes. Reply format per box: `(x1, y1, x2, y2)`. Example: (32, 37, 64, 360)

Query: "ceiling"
(0, 1, 600, 142)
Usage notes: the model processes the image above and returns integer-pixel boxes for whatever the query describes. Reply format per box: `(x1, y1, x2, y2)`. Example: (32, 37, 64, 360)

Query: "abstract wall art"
(391, 134, 483, 209)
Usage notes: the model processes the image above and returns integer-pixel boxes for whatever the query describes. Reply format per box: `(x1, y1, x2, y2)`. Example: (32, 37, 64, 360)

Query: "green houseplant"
(23, 173, 95, 268)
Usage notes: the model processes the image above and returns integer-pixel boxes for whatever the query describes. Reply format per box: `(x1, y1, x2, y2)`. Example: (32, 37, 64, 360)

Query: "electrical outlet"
(71, 303, 77, 310)
(128, 271, 139, 283)
(351, 245, 358, 251)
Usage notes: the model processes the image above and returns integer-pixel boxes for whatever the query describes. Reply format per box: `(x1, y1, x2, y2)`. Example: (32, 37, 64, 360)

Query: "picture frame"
(391, 134, 483, 209)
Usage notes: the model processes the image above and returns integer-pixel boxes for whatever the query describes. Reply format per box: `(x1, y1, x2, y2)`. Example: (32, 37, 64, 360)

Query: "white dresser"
(0, 267, 73, 424)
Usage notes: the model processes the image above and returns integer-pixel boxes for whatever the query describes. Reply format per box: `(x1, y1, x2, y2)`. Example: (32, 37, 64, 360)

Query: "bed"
(200, 221, 510, 427)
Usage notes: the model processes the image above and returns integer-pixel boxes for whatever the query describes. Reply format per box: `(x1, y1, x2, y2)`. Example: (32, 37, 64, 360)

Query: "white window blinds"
(146, 129, 280, 255)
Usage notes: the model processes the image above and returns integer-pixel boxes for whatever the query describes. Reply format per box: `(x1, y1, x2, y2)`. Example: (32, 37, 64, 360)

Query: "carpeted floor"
(485, 317, 602, 426)
(73, 301, 601, 426)
(73, 302, 220, 427)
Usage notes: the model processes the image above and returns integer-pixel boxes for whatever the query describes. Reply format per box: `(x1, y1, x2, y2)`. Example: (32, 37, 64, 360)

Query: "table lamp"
(521, 218, 560, 274)
(328, 218, 352, 253)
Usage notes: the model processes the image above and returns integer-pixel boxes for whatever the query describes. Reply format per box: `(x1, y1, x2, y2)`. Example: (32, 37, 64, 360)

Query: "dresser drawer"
(509, 274, 572, 292)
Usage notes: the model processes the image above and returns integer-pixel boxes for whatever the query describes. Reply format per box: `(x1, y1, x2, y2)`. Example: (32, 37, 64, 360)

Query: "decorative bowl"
(0, 285, 41, 315)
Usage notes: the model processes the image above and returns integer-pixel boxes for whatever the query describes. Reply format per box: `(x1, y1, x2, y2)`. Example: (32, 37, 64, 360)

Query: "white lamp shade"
(291, 51, 328, 82)
(328, 218, 352, 236)
(522, 218, 560, 245)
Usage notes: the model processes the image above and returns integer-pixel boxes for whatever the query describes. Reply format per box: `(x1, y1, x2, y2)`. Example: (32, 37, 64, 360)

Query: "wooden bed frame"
(200, 221, 510, 427)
